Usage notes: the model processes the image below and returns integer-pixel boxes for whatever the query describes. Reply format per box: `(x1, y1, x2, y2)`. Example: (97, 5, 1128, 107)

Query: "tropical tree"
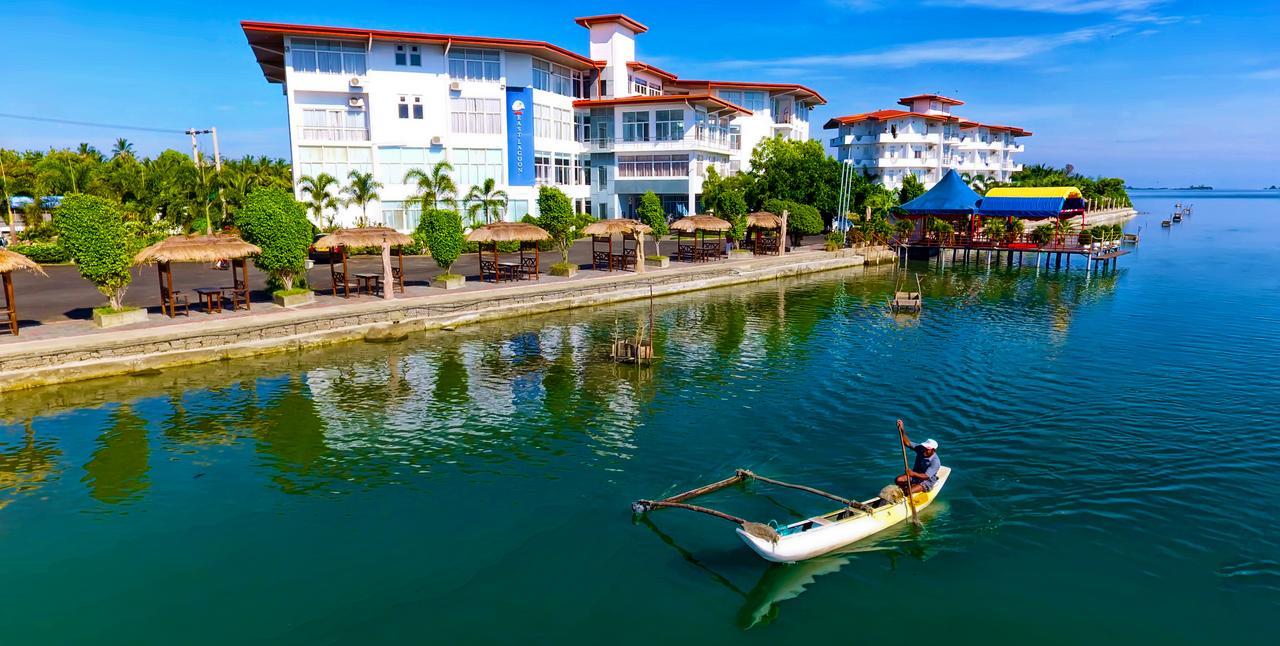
(111, 138, 135, 160)
(298, 173, 340, 228)
(536, 186, 589, 268)
(235, 187, 313, 292)
(899, 174, 926, 204)
(417, 208, 465, 276)
(53, 194, 135, 310)
(405, 161, 457, 212)
(463, 177, 508, 227)
(635, 191, 668, 255)
(343, 170, 382, 227)
(961, 172, 991, 194)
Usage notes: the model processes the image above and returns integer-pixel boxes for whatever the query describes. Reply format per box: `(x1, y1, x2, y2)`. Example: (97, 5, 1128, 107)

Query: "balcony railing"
(299, 127, 369, 142)
(588, 133, 735, 152)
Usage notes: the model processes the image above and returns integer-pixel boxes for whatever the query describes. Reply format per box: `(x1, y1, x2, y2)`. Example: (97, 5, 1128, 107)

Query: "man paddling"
(896, 419, 940, 495)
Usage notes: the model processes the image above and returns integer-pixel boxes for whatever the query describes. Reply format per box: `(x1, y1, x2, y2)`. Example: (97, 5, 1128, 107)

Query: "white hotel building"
(242, 14, 825, 231)
(824, 94, 1030, 190)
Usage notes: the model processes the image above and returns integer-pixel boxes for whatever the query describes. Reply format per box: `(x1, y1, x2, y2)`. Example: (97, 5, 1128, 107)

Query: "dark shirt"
(909, 442, 941, 482)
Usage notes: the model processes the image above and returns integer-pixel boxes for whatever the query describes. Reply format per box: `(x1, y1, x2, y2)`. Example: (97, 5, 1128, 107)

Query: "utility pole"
(186, 127, 225, 234)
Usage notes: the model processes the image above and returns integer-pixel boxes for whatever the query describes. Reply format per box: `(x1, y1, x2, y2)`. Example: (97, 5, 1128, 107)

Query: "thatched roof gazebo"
(669, 214, 731, 262)
(582, 219, 652, 273)
(133, 234, 261, 317)
(1, 249, 47, 336)
(313, 227, 414, 300)
(465, 222, 550, 283)
(745, 211, 784, 256)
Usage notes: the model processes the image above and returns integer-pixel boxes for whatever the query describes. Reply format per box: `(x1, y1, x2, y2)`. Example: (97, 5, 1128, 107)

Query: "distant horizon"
(2, 1, 1277, 188)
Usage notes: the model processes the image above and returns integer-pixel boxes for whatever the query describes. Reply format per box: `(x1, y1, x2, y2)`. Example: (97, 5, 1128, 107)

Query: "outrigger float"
(633, 466, 952, 563)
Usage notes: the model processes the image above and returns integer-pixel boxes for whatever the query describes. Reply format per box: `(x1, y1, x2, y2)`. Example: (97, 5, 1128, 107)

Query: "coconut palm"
(343, 170, 383, 227)
(463, 177, 508, 226)
(299, 173, 340, 228)
(960, 172, 990, 193)
(404, 161, 456, 212)
(111, 138, 135, 160)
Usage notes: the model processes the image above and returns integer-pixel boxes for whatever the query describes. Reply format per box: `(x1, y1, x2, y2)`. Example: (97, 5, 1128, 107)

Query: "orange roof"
(822, 109, 956, 129)
(574, 14, 649, 34)
(241, 20, 597, 83)
(898, 94, 964, 106)
(627, 61, 678, 82)
(666, 79, 826, 105)
(573, 94, 752, 115)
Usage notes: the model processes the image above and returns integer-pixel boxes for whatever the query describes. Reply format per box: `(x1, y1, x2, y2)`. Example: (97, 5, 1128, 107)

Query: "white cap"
(921, 439, 939, 450)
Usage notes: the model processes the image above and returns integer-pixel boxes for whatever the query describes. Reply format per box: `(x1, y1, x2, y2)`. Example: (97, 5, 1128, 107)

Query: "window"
(377, 147, 444, 185)
(448, 48, 500, 81)
(630, 77, 660, 96)
(451, 148, 502, 187)
(533, 105, 572, 140)
(296, 146, 372, 178)
(716, 89, 765, 112)
(617, 154, 688, 177)
(655, 109, 684, 141)
(394, 44, 422, 67)
(534, 152, 551, 185)
(450, 97, 501, 134)
(300, 108, 368, 141)
(508, 200, 530, 222)
(397, 95, 424, 120)
(575, 113, 590, 142)
(381, 200, 422, 231)
(533, 58, 584, 97)
(574, 156, 591, 185)
(622, 111, 649, 142)
(597, 165, 607, 189)
(729, 125, 741, 150)
(290, 38, 367, 75)
(554, 153, 572, 185)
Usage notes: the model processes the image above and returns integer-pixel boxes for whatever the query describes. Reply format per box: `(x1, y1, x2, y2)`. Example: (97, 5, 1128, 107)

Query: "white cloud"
(708, 25, 1126, 71)
(1244, 67, 1280, 80)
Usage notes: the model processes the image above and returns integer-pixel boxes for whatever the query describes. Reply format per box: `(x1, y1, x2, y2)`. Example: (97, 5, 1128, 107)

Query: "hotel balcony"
(588, 134, 736, 153)
(877, 157, 936, 168)
(878, 132, 931, 144)
(1009, 144, 1026, 153)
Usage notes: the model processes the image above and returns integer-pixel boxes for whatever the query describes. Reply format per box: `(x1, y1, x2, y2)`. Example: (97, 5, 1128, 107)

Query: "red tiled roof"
(626, 61, 678, 82)
(241, 20, 597, 83)
(898, 94, 964, 106)
(572, 93, 751, 115)
(573, 14, 649, 34)
(822, 109, 956, 129)
(666, 79, 826, 105)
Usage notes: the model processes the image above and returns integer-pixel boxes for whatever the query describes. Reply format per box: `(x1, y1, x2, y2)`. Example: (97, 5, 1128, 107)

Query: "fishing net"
(878, 485, 904, 504)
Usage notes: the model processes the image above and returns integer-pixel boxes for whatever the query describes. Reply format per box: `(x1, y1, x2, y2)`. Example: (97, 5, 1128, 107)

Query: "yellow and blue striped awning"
(984, 186, 1083, 199)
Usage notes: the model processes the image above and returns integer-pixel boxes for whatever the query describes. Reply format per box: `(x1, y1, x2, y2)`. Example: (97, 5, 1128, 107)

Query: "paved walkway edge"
(0, 250, 870, 393)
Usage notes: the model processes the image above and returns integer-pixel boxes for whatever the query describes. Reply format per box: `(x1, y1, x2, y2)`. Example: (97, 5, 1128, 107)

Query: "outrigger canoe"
(737, 466, 952, 563)
(634, 466, 952, 563)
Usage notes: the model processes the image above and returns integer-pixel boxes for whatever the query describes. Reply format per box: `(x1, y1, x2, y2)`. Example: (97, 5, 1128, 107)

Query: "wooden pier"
(894, 238, 1128, 273)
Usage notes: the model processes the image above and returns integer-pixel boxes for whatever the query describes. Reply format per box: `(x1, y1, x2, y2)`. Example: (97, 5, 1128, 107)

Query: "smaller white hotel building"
(824, 94, 1030, 190)
(242, 14, 825, 231)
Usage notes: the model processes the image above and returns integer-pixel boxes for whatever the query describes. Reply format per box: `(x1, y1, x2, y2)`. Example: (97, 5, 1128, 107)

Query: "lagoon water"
(2, 191, 1277, 643)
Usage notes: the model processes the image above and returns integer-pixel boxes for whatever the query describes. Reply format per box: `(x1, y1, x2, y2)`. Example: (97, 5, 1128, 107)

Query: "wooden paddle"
(898, 419, 921, 527)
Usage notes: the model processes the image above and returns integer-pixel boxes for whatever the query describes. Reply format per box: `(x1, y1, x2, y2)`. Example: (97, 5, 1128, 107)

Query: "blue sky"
(3, 0, 1277, 188)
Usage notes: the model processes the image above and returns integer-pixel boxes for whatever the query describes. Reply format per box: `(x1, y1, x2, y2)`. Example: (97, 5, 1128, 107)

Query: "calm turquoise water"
(2, 191, 1277, 643)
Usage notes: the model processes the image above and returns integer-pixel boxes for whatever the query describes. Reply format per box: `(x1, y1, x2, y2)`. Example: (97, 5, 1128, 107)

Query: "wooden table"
(497, 262, 522, 282)
(354, 273, 382, 295)
(194, 287, 224, 313)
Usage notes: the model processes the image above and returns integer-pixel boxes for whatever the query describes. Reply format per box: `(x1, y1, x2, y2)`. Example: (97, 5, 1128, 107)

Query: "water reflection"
(82, 404, 150, 504)
(0, 420, 61, 510)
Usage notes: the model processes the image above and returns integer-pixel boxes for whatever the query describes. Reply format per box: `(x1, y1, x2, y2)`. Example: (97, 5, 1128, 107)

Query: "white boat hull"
(736, 466, 951, 563)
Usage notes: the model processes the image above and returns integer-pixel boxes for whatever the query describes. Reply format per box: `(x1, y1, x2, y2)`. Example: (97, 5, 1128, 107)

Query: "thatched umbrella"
(670, 214, 731, 261)
(465, 222, 551, 283)
(745, 212, 783, 255)
(133, 233, 261, 316)
(582, 219, 652, 274)
(313, 227, 413, 300)
(0, 249, 47, 336)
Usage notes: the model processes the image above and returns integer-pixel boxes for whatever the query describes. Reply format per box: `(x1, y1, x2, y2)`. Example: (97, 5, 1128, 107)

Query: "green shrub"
(636, 191, 669, 254)
(718, 189, 748, 242)
(10, 242, 71, 264)
(1030, 224, 1055, 245)
(762, 198, 822, 245)
(234, 187, 312, 291)
(53, 194, 134, 310)
(824, 230, 844, 250)
(536, 186, 585, 263)
(419, 209, 464, 273)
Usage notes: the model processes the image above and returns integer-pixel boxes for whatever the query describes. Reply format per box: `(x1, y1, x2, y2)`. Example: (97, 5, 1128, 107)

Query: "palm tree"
(463, 177, 508, 226)
(298, 173, 340, 228)
(343, 170, 383, 227)
(961, 172, 990, 194)
(404, 161, 456, 212)
(111, 138, 135, 159)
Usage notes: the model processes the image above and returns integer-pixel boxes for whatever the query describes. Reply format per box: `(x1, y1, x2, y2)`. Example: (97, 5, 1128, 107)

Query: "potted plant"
(418, 208, 465, 289)
(53, 195, 146, 328)
(235, 188, 315, 307)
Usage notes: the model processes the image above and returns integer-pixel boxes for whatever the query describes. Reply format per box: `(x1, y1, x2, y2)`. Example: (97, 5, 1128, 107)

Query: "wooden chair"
(331, 271, 362, 297)
(227, 276, 250, 310)
(390, 267, 405, 293)
(161, 285, 189, 317)
(519, 256, 539, 280)
(677, 237, 695, 262)
(700, 241, 721, 261)
(480, 259, 498, 283)
(592, 236, 613, 271)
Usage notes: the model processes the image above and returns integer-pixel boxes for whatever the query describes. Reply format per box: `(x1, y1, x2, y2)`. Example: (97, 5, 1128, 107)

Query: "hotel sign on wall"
(506, 87, 535, 186)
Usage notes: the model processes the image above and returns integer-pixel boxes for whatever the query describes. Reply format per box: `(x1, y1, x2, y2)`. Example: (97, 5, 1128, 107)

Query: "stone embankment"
(0, 248, 876, 392)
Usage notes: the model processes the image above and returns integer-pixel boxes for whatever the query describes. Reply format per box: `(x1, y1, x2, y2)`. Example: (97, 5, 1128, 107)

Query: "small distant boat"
(1123, 227, 1141, 245)
(1161, 220, 1172, 228)
(1172, 212, 1183, 222)
(738, 467, 952, 562)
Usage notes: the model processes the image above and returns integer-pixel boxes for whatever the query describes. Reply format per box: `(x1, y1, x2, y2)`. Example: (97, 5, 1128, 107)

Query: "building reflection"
(0, 420, 62, 511)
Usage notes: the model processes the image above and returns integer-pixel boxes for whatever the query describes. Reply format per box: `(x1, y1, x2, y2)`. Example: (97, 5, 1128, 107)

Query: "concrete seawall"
(0, 248, 874, 393)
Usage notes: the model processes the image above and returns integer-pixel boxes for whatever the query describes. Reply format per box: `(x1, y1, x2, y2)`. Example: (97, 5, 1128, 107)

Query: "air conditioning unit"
(430, 136, 442, 146)
(348, 76, 364, 87)
(348, 96, 365, 108)
(448, 81, 461, 91)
